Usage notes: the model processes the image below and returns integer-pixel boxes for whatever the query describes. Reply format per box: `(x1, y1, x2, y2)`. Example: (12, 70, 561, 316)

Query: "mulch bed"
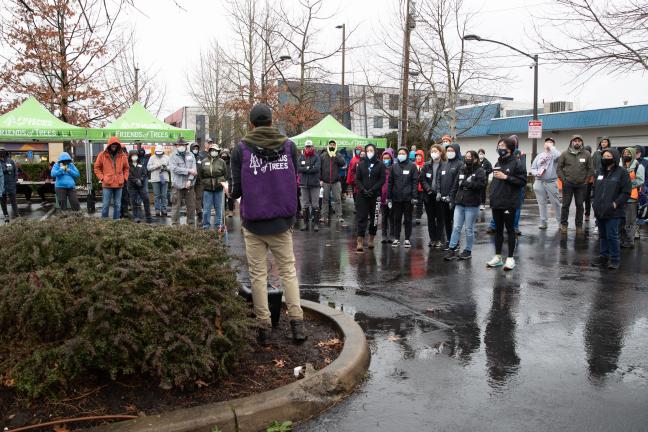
(1, 309, 342, 431)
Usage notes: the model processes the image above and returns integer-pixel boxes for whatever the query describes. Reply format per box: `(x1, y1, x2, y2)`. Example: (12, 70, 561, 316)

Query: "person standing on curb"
(200, 143, 228, 230)
(94, 136, 129, 220)
(170, 138, 197, 226)
(620, 146, 644, 248)
(230, 103, 306, 345)
(591, 148, 631, 270)
(0, 147, 17, 222)
(531, 138, 562, 230)
(444, 150, 486, 261)
(380, 148, 395, 243)
(486, 135, 527, 271)
(478, 149, 493, 211)
(319, 139, 347, 226)
(421, 144, 446, 248)
(436, 143, 462, 250)
(127, 150, 153, 223)
(220, 148, 236, 218)
(355, 143, 386, 252)
(297, 140, 322, 232)
(50, 152, 80, 211)
(388, 147, 419, 248)
(557, 135, 594, 235)
(148, 145, 170, 217)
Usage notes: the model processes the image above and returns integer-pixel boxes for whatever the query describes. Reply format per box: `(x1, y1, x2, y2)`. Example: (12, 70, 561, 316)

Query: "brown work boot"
(368, 235, 375, 249)
(560, 225, 568, 235)
(356, 236, 364, 252)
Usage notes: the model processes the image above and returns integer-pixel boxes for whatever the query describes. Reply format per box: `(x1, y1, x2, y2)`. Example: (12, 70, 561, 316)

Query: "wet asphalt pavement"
(16, 197, 648, 431)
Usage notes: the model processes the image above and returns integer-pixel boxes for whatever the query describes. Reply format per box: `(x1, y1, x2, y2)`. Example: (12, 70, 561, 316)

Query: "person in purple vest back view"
(230, 103, 306, 346)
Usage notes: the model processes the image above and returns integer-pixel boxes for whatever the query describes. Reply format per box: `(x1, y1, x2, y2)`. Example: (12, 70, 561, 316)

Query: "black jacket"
(489, 155, 527, 209)
(420, 161, 440, 196)
(450, 163, 487, 207)
(297, 152, 321, 188)
(480, 157, 493, 176)
(436, 158, 462, 197)
(355, 156, 386, 199)
(127, 161, 148, 188)
(388, 159, 419, 202)
(320, 152, 346, 184)
(593, 148, 632, 219)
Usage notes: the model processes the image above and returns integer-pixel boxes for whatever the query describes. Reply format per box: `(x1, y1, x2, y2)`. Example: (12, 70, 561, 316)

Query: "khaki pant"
(242, 227, 303, 326)
(171, 187, 197, 226)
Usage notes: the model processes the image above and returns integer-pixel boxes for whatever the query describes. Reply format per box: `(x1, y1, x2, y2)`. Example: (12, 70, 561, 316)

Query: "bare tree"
(536, 0, 648, 77)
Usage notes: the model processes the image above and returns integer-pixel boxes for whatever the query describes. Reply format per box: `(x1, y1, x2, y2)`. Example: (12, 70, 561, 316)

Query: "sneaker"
(515, 230, 522, 236)
(155, 211, 161, 217)
(621, 242, 635, 249)
(560, 225, 568, 234)
(435, 241, 443, 249)
(487, 255, 504, 268)
(576, 226, 584, 236)
(585, 213, 590, 221)
(381, 238, 389, 244)
(404, 239, 411, 248)
(415, 219, 421, 225)
(480, 205, 485, 211)
(442, 242, 451, 251)
(444, 249, 458, 261)
(3, 216, 9, 224)
(486, 227, 496, 234)
(503, 257, 516, 271)
(591, 256, 608, 267)
(428, 241, 434, 247)
(391, 239, 400, 247)
(539, 223, 548, 230)
(458, 250, 472, 260)
(607, 261, 620, 270)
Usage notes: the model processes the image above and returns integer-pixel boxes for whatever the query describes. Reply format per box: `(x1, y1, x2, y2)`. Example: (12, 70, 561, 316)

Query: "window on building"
(373, 116, 383, 129)
(388, 116, 399, 129)
(374, 93, 383, 109)
(389, 94, 399, 111)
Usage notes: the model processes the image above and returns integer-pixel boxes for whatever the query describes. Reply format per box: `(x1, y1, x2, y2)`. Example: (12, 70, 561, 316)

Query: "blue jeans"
(152, 181, 168, 212)
(101, 187, 122, 219)
(449, 205, 480, 251)
(597, 217, 621, 264)
(202, 189, 224, 229)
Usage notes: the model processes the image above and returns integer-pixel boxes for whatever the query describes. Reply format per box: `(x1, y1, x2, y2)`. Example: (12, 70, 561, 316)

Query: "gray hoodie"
(169, 149, 197, 190)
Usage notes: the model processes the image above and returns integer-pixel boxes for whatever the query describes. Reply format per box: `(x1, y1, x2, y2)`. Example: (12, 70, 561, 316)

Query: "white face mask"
(447, 152, 456, 160)
(366, 151, 375, 159)
(431, 152, 440, 161)
(177, 146, 186, 153)
(155, 151, 164, 156)
(397, 154, 407, 162)
(209, 151, 218, 157)
(442, 141, 450, 147)
(131, 156, 138, 162)
(479, 154, 485, 160)
(191, 149, 199, 155)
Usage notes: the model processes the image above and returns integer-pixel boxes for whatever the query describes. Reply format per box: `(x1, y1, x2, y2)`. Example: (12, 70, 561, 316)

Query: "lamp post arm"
(477, 37, 536, 63)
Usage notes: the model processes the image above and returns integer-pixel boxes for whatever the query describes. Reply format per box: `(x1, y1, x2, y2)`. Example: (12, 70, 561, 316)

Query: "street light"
(336, 24, 346, 125)
(261, 55, 292, 103)
(463, 34, 540, 161)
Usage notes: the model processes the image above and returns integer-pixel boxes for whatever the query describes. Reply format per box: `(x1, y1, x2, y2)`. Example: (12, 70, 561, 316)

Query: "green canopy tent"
(88, 101, 195, 143)
(0, 96, 86, 142)
(290, 115, 387, 149)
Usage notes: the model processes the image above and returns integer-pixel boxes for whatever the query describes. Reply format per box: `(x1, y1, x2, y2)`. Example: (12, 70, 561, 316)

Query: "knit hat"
(249, 103, 272, 127)
(107, 136, 121, 146)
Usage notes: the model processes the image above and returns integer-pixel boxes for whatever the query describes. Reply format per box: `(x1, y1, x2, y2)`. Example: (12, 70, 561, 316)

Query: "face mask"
(479, 154, 484, 160)
(355, 149, 361, 156)
(431, 152, 440, 161)
(497, 148, 509, 157)
(155, 151, 164, 156)
(210, 151, 218, 157)
(366, 151, 375, 159)
(623, 155, 632, 163)
(191, 149, 199, 155)
(409, 151, 416, 160)
(329, 146, 336, 152)
(383, 159, 391, 166)
(305, 147, 314, 156)
(447, 152, 456, 160)
(442, 141, 450, 148)
(602, 158, 614, 168)
(397, 154, 407, 162)
(131, 156, 138, 162)
(177, 146, 186, 153)
(464, 158, 472, 165)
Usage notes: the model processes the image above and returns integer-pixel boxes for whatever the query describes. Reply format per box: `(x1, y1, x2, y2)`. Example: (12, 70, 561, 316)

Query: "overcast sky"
(123, 0, 648, 117)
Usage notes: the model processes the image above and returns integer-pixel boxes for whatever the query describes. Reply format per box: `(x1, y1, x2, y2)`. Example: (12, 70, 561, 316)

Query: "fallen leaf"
(2, 376, 15, 387)
(273, 358, 286, 368)
(195, 379, 209, 388)
(387, 335, 402, 342)
(123, 403, 137, 412)
(317, 337, 342, 349)
(323, 357, 332, 365)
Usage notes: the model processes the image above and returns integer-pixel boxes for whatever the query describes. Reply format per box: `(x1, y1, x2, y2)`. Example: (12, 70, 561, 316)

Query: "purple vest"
(239, 140, 298, 221)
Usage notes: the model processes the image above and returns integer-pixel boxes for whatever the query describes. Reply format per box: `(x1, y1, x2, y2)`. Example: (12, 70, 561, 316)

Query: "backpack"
(637, 160, 648, 219)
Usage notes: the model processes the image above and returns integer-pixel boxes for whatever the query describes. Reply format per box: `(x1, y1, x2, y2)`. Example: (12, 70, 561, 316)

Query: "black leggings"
(423, 195, 445, 242)
(1, 192, 18, 218)
(392, 201, 413, 240)
(493, 208, 516, 257)
(356, 194, 378, 237)
(441, 201, 453, 242)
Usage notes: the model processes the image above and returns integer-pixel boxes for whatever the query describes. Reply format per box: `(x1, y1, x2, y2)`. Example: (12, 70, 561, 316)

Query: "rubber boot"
(300, 208, 310, 231)
(368, 235, 375, 249)
(290, 319, 307, 342)
(356, 236, 364, 252)
(312, 209, 320, 232)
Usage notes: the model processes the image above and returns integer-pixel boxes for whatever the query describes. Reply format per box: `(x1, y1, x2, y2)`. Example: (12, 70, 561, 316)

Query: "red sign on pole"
(528, 120, 543, 139)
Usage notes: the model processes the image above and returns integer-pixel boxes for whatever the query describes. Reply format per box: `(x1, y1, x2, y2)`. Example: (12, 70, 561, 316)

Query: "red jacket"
(415, 150, 425, 192)
(346, 146, 363, 192)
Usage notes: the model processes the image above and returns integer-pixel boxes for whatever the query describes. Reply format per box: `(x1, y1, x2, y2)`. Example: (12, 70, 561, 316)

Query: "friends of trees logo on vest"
(249, 153, 289, 175)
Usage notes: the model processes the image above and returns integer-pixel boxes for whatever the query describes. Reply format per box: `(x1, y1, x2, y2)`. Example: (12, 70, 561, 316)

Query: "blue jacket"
(51, 152, 80, 189)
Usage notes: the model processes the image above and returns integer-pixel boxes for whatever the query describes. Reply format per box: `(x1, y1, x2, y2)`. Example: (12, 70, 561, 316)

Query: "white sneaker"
(404, 240, 411, 248)
(503, 257, 516, 271)
(487, 255, 504, 268)
(479, 205, 485, 211)
(391, 239, 400, 247)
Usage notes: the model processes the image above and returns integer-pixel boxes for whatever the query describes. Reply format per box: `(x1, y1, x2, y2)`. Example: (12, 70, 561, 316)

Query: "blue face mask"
(409, 151, 416, 161)
(383, 159, 391, 166)
(397, 154, 407, 163)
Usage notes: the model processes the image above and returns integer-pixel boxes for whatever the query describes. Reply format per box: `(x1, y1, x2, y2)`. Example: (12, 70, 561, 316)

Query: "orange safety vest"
(630, 170, 639, 200)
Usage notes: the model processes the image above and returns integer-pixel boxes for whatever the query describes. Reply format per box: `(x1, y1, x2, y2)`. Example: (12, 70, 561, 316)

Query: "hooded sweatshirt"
(388, 147, 419, 202)
(347, 145, 364, 190)
(355, 152, 386, 198)
(230, 126, 299, 235)
(621, 146, 645, 203)
(381, 148, 395, 204)
(415, 150, 425, 192)
(557, 135, 594, 185)
(50, 152, 80, 189)
(592, 137, 611, 174)
(127, 150, 148, 189)
(436, 143, 462, 197)
(593, 148, 631, 219)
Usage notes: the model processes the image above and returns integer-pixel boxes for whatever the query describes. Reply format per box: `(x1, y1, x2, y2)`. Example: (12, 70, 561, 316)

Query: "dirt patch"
(1, 309, 342, 431)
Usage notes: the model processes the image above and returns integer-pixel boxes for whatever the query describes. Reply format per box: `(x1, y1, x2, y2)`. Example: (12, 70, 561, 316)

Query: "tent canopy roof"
(90, 102, 195, 143)
(290, 115, 386, 149)
(0, 97, 86, 142)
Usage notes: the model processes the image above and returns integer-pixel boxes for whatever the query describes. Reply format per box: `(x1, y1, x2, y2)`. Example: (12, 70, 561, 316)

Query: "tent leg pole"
(85, 140, 96, 213)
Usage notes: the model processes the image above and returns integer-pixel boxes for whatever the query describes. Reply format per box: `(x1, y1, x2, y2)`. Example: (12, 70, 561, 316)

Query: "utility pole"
(398, 0, 412, 148)
(532, 54, 539, 161)
(336, 24, 346, 126)
(362, 86, 369, 137)
(134, 66, 140, 104)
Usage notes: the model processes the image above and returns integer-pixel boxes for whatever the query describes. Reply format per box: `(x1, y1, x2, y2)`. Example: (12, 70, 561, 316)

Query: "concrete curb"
(86, 300, 370, 432)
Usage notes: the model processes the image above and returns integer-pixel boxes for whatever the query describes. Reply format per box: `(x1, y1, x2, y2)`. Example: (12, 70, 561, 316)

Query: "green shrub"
(0, 215, 255, 399)
(20, 162, 101, 191)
